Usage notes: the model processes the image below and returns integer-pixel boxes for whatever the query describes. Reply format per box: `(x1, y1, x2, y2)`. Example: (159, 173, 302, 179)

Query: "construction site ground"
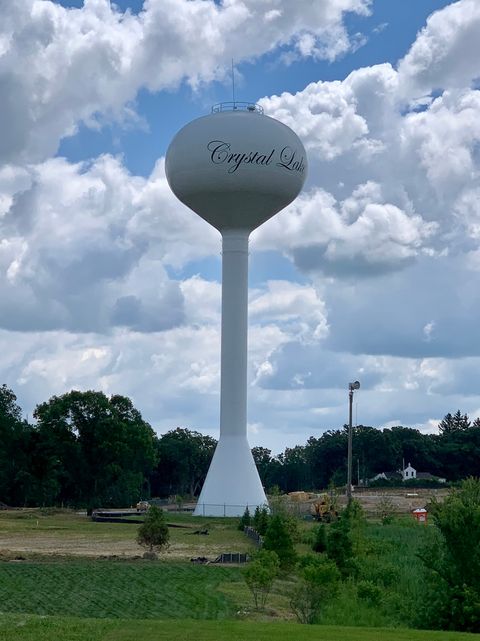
(286, 487, 449, 518)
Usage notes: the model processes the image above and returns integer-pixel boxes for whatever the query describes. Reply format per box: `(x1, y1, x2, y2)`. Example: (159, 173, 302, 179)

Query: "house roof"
(384, 471, 402, 479)
(370, 471, 402, 481)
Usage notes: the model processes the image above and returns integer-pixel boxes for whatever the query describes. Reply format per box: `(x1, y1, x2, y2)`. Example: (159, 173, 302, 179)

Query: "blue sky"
(58, 0, 454, 176)
(1, 0, 480, 453)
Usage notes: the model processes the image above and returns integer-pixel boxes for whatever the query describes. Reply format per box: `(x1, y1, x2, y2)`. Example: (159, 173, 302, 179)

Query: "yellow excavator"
(311, 493, 338, 522)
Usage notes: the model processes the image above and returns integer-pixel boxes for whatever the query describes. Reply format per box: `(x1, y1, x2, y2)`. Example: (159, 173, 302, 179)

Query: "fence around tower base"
(194, 503, 266, 517)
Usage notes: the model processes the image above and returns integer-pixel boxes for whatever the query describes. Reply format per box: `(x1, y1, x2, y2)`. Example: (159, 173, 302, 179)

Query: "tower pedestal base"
(193, 435, 268, 517)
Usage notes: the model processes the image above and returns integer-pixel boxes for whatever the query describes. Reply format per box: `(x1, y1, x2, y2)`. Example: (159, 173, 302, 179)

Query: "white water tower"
(166, 102, 307, 516)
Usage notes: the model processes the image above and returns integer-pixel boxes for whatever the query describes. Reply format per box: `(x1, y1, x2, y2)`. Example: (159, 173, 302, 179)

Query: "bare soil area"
(0, 509, 253, 560)
(286, 487, 450, 518)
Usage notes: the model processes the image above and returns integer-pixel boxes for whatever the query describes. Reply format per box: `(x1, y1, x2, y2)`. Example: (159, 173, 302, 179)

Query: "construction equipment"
(136, 500, 150, 512)
(311, 493, 338, 522)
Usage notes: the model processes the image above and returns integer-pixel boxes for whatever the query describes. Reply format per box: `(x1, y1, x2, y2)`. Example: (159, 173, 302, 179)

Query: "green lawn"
(0, 509, 253, 560)
(0, 560, 240, 619)
(0, 615, 477, 641)
(0, 509, 473, 636)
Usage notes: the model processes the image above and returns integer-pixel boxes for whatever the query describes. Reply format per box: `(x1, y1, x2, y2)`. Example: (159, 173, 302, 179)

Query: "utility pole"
(347, 381, 360, 502)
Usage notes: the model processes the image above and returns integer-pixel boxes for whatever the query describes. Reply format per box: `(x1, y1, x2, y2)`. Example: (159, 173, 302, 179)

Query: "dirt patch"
(0, 535, 141, 558)
(0, 527, 248, 561)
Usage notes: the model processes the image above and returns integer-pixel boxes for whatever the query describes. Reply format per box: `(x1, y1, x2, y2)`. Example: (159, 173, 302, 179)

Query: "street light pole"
(347, 381, 360, 502)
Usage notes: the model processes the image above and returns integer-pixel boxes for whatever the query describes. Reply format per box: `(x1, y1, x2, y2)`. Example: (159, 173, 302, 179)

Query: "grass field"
(1, 615, 477, 641)
(0, 509, 253, 560)
(0, 560, 241, 619)
(0, 508, 468, 640)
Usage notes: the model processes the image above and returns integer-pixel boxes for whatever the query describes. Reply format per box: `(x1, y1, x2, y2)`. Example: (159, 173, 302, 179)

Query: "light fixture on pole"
(347, 380, 360, 502)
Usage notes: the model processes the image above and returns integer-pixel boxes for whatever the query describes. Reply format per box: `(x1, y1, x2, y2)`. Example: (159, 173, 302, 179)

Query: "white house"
(402, 463, 416, 481)
(369, 462, 446, 485)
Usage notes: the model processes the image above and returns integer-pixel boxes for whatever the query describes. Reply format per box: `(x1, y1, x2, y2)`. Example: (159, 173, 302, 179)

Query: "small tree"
(263, 514, 296, 569)
(136, 506, 169, 558)
(253, 505, 270, 535)
(327, 500, 364, 577)
(312, 524, 327, 553)
(419, 478, 480, 632)
(243, 550, 280, 609)
(290, 554, 340, 624)
(377, 494, 395, 525)
(326, 514, 353, 576)
(238, 506, 252, 531)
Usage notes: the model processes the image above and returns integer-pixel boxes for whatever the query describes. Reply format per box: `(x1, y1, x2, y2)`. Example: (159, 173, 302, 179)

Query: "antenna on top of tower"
(231, 59, 236, 106)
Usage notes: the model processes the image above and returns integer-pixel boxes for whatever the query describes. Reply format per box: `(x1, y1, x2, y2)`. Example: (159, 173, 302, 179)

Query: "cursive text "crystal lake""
(207, 140, 305, 175)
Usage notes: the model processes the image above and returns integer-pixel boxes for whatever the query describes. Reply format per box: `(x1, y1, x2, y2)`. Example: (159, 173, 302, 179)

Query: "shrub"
(263, 514, 297, 570)
(243, 550, 280, 609)
(356, 579, 382, 606)
(377, 495, 395, 525)
(326, 514, 354, 576)
(136, 505, 169, 556)
(238, 506, 251, 531)
(253, 505, 270, 535)
(358, 559, 400, 589)
(418, 478, 480, 632)
(290, 554, 341, 623)
(312, 524, 327, 553)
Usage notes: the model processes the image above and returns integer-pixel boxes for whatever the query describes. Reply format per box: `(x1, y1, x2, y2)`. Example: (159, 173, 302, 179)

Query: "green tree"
(136, 506, 170, 557)
(33, 390, 157, 508)
(263, 514, 296, 569)
(419, 478, 480, 632)
(312, 524, 327, 553)
(290, 554, 340, 623)
(243, 550, 280, 609)
(0, 385, 32, 506)
(326, 501, 364, 577)
(153, 428, 216, 497)
(252, 447, 274, 489)
(439, 410, 471, 434)
(377, 494, 395, 525)
(253, 505, 270, 535)
(238, 506, 252, 531)
(306, 431, 347, 489)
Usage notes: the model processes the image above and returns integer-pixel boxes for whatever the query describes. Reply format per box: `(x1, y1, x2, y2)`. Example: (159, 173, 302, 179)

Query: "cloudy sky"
(1, 0, 480, 452)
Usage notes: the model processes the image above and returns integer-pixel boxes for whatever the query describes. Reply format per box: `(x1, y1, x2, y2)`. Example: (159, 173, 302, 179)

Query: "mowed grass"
(0, 509, 254, 559)
(0, 560, 241, 619)
(0, 508, 464, 635)
(1, 615, 477, 641)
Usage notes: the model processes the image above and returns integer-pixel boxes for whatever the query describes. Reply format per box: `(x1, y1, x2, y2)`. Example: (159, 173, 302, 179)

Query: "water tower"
(166, 102, 307, 516)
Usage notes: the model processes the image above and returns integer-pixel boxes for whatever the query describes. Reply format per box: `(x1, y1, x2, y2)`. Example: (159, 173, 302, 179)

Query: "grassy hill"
(0, 507, 468, 639)
(1, 615, 477, 641)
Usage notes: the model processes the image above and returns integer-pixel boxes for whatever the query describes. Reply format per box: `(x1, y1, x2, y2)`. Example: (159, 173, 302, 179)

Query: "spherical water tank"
(165, 106, 307, 231)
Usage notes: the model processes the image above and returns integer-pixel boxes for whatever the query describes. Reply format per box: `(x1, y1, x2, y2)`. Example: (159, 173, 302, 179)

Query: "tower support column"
(220, 229, 249, 438)
(193, 228, 267, 516)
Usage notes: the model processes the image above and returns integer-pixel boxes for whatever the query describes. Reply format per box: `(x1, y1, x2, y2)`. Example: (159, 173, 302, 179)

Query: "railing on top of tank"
(211, 102, 264, 114)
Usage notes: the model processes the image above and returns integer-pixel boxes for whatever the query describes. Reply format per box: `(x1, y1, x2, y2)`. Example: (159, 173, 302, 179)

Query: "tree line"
(1, 384, 479, 508)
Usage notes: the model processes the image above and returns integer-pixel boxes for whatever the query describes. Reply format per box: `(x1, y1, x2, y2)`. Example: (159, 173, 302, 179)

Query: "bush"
(243, 550, 280, 609)
(418, 478, 480, 632)
(358, 559, 400, 589)
(312, 524, 327, 553)
(290, 554, 341, 624)
(136, 505, 169, 556)
(238, 506, 252, 531)
(326, 500, 365, 577)
(377, 495, 395, 525)
(326, 515, 354, 576)
(356, 579, 382, 606)
(263, 514, 297, 570)
(253, 505, 270, 535)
